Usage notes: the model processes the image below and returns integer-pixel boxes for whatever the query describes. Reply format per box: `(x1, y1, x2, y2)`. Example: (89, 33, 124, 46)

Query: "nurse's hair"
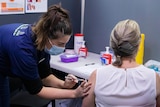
(32, 3, 72, 50)
(110, 19, 141, 67)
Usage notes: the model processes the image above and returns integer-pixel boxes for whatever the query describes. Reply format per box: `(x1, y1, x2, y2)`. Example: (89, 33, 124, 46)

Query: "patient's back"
(95, 64, 156, 107)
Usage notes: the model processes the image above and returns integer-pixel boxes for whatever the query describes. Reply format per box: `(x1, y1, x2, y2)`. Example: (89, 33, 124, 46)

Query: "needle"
(65, 76, 84, 82)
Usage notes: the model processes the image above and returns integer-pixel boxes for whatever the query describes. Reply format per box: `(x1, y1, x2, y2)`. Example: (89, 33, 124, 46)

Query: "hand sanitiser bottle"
(78, 41, 88, 58)
(101, 47, 112, 65)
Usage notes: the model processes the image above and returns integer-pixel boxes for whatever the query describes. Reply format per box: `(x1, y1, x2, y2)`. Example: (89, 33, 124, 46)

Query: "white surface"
(144, 59, 160, 75)
(144, 59, 160, 68)
(50, 52, 103, 79)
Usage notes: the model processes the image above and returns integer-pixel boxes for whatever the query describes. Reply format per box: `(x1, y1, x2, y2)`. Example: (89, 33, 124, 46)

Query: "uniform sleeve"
(21, 77, 43, 94)
(38, 52, 52, 79)
(14, 46, 52, 94)
(38, 55, 52, 79)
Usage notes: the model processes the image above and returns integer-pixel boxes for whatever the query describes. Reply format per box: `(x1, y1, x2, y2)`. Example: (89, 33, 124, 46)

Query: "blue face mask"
(45, 45, 65, 55)
(45, 39, 65, 55)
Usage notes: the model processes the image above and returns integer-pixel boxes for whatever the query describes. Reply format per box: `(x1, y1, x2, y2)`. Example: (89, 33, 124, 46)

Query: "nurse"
(0, 4, 91, 107)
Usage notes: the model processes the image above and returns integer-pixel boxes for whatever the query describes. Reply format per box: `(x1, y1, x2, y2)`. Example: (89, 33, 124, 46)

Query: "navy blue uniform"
(0, 24, 52, 107)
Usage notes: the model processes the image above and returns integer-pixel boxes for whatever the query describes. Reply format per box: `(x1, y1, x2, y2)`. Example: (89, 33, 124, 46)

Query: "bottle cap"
(74, 33, 84, 36)
(105, 46, 110, 53)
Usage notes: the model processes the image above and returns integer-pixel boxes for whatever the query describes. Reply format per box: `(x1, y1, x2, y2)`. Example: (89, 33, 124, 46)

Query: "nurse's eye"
(57, 43, 66, 47)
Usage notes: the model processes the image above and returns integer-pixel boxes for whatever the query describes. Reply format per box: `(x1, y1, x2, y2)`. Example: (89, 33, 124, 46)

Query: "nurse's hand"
(63, 74, 79, 89)
(74, 80, 92, 97)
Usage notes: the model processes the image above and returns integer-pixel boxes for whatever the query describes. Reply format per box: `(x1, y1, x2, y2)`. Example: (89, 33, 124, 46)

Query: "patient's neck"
(120, 58, 139, 69)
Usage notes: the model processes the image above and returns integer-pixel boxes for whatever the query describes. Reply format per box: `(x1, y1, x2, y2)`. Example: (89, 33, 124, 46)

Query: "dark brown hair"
(32, 4, 72, 50)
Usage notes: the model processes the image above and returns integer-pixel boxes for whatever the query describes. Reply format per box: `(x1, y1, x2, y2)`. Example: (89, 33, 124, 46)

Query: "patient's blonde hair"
(110, 19, 141, 67)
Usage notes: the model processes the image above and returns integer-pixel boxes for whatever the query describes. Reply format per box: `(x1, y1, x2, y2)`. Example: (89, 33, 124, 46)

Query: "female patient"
(82, 19, 160, 107)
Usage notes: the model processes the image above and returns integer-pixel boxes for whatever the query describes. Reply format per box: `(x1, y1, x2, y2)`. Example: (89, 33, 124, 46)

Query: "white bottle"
(74, 33, 84, 54)
(78, 41, 88, 58)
